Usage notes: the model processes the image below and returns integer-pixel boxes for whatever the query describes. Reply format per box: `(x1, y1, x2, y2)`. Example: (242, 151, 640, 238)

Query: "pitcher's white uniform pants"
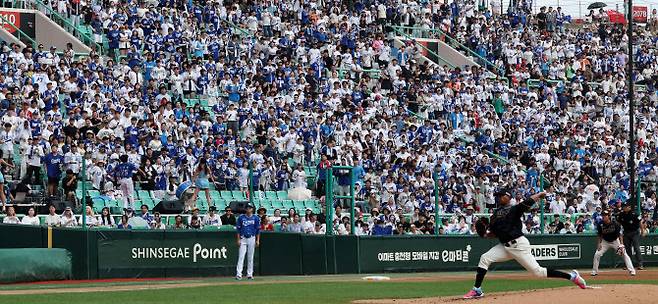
(478, 236, 548, 277)
(118, 178, 134, 210)
(592, 239, 635, 274)
(236, 236, 255, 278)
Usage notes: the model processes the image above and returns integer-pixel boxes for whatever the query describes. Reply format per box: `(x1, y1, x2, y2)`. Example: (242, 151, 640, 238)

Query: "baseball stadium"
(1, 0, 658, 303)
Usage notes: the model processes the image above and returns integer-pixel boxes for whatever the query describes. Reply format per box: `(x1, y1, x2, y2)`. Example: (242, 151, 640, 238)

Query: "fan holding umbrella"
(587, 2, 607, 10)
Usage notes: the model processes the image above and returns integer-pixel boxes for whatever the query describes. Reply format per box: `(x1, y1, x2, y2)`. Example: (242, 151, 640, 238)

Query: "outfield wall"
(2, 224, 658, 279)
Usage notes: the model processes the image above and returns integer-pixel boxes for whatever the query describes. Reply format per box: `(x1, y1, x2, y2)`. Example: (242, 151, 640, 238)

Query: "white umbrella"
(287, 188, 312, 200)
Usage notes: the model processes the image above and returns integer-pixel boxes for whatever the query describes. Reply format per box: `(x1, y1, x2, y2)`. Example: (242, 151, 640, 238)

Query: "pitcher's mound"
(354, 284, 658, 304)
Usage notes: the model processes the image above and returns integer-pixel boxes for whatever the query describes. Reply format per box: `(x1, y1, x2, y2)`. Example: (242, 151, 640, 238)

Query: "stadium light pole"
(627, 0, 636, 202)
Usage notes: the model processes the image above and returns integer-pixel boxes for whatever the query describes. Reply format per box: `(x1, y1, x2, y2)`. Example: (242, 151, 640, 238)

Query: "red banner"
(607, 10, 626, 24)
(0, 11, 20, 33)
(633, 6, 648, 23)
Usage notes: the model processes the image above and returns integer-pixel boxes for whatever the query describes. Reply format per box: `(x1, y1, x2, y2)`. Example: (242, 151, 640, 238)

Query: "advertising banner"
(96, 230, 248, 277)
(359, 236, 492, 273)
(0, 11, 35, 40)
(633, 6, 648, 23)
(359, 235, 627, 273)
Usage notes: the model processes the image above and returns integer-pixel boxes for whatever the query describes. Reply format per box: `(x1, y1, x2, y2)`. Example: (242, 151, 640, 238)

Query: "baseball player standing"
(591, 209, 636, 276)
(618, 202, 643, 270)
(235, 204, 260, 280)
(112, 155, 145, 211)
(464, 189, 587, 299)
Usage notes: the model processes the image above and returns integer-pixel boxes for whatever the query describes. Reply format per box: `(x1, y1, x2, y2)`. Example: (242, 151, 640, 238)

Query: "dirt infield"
(1, 269, 656, 296)
(354, 284, 658, 304)
(387, 269, 658, 282)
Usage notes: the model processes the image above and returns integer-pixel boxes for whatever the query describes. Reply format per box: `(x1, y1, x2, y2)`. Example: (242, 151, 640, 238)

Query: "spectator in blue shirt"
(139, 204, 154, 224)
(117, 215, 132, 229)
(43, 145, 64, 197)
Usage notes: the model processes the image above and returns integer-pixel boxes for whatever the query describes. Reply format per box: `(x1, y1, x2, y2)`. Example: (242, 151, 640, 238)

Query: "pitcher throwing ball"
(591, 209, 636, 276)
(464, 189, 587, 299)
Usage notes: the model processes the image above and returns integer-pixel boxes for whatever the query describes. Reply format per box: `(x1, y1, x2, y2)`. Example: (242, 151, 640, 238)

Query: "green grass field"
(0, 274, 655, 304)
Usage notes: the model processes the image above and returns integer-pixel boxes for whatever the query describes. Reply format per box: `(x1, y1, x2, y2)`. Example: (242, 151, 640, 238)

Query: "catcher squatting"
(464, 189, 588, 299)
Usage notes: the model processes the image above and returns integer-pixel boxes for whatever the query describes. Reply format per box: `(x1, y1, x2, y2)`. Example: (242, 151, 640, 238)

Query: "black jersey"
(597, 220, 621, 242)
(489, 198, 535, 244)
(617, 211, 640, 234)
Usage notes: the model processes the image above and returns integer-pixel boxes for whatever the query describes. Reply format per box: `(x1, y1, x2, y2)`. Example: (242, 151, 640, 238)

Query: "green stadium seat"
(215, 200, 228, 210)
(92, 202, 104, 213)
(277, 191, 288, 200)
(197, 202, 209, 213)
(138, 190, 151, 200)
(292, 201, 305, 211)
(197, 195, 209, 203)
(253, 191, 266, 200)
(265, 191, 278, 200)
(231, 191, 247, 200)
(253, 200, 266, 210)
(75, 190, 85, 200)
(209, 190, 221, 199)
(141, 199, 155, 210)
(219, 225, 236, 231)
(281, 200, 294, 210)
(271, 200, 284, 210)
(220, 191, 233, 199)
(304, 200, 318, 208)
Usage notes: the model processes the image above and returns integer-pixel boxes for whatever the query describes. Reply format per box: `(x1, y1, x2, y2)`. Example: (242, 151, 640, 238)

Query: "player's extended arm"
(513, 191, 547, 216)
(527, 191, 547, 205)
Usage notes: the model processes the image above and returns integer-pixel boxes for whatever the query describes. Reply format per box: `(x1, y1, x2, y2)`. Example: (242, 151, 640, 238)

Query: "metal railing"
(527, 78, 647, 92)
(337, 68, 381, 79)
(390, 25, 505, 76)
(221, 18, 253, 38)
(390, 25, 456, 69)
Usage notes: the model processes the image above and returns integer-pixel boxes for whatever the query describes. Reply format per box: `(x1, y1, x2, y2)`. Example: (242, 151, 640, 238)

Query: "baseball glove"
(616, 245, 625, 256)
(475, 217, 490, 238)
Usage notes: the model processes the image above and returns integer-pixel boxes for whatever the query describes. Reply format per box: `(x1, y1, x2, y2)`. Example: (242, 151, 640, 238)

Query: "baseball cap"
(209, 206, 217, 211)
(602, 210, 611, 216)
(494, 188, 512, 197)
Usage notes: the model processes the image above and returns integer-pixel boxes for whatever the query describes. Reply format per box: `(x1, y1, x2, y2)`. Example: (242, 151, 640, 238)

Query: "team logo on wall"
(530, 244, 581, 261)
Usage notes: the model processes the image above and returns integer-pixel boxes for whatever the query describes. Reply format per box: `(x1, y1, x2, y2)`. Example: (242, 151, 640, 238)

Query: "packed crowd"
(1, 0, 658, 236)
